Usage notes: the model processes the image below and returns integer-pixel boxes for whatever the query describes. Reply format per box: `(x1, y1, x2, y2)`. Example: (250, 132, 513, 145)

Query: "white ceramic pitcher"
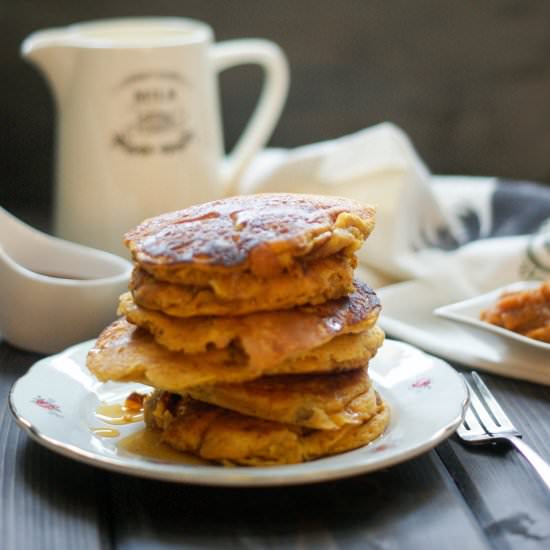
(22, 17, 289, 255)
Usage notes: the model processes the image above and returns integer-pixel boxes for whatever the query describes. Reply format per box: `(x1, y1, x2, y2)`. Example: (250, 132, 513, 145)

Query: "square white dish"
(434, 281, 550, 352)
(434, 281, 550, 382)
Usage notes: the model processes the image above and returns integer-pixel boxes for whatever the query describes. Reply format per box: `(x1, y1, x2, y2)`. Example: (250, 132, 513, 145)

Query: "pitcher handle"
(210, 39, 289, 196)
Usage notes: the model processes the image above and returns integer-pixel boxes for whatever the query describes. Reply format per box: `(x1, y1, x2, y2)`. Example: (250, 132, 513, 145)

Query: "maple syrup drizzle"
(91, 427, 120, 438)
(91, 395, 145, 438)
(94, 402, 144, 425)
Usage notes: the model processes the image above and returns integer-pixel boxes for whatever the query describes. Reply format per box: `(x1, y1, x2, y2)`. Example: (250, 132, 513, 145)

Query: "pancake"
(187, 367, 378, 430)
(86, 318, 385, 391)
(144, 392, 389, 466)
(129, 254, 355, 317)
(124, 193, 375, 280)
(119, 280, 381, 367)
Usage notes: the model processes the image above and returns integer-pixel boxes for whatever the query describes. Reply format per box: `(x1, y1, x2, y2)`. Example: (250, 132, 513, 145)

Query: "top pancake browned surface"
(124, 193, 375, 276)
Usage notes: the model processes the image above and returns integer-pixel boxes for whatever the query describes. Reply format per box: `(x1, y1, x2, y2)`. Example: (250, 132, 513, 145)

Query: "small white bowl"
(434, 281, 550, 360)
(0, 207, 132, 354)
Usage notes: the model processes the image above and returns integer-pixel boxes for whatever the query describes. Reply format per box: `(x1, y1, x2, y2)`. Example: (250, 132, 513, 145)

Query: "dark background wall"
(2, 0, 550, 219)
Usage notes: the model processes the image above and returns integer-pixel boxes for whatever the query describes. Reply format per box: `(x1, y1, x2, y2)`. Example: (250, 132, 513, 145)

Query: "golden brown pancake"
(129, 254, 355, 317)
(118, 280, 381, 367)
(86, 318, 385, 391)
(144, 392, 389, 466)
(187, 368, 377, 430)
(124, 193, 375, 280)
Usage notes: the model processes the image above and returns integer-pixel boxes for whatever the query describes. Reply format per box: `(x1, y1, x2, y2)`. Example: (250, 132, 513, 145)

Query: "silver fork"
(457, 371, 550, 491)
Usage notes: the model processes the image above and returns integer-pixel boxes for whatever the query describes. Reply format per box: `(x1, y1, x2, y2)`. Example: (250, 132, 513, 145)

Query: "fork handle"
(505, 436, 550, 491)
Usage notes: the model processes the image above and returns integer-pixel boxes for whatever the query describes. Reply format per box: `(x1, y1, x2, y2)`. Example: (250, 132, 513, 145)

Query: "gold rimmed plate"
(9, 339, 467, 486)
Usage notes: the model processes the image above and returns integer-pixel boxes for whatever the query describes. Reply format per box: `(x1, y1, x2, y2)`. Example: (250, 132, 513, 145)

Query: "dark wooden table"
(1, 339, 549, 550)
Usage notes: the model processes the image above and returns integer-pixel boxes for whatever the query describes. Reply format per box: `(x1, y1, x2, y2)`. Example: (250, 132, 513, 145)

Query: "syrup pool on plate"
(117, 428, 206, 465)
(90, 392, 206, 464)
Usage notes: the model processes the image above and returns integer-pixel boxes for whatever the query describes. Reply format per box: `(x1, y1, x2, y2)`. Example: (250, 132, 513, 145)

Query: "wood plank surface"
(0, 343, 111, 550)
(107, 451, 488, 550)
(437, 370, 550, 550)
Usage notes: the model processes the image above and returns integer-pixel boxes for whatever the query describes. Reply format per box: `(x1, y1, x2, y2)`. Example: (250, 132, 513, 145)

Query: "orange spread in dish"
(480, 281, 550, 342)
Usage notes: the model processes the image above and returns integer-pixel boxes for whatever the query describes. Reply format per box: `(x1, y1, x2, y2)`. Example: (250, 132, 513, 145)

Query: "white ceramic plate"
(379, 279, 550, 386)
(435, 281, 550, 350)
(9, 339, 467, 487)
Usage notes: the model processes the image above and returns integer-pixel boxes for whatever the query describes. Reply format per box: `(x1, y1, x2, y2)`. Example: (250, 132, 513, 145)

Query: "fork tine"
(464, 376, 500, 434)
(462, 406, 485, 436)
(471, 371, 516, 432)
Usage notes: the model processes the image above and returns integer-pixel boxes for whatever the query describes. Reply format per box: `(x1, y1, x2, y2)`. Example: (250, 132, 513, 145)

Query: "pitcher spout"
(21, 28, 75, 101)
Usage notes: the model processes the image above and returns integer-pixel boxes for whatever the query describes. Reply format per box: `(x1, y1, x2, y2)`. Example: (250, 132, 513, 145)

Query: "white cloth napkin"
(241, 123, 455, 286)
(240, 122, 550, 384)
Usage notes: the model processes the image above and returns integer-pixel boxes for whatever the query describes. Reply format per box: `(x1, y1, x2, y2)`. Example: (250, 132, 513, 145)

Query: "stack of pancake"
(87, 193, 389, 466)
